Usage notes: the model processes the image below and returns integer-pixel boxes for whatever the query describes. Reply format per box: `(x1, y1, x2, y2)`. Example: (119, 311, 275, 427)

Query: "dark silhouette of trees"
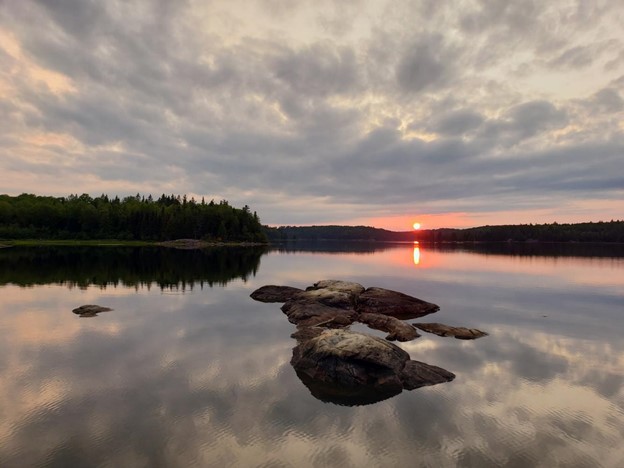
(264, 221, 624, 244)
(415, 221, 624, 243)
(0, 193, 267, 242)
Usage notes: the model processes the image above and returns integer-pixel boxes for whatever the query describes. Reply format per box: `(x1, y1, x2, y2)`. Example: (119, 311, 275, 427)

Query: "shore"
(0, 239, 268, 249)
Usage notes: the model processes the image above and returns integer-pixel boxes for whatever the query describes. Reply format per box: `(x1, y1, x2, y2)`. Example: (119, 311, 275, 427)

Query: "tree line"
(0, 193, 267, 242)
(416, 221, 624, 243)
(265, 221, 624, 244)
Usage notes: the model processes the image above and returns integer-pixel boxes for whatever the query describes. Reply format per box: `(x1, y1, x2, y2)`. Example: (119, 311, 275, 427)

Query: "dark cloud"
(430, 109, 485, 136)
(272, 43, 360, 97)
(587, 88, 624, 114)
(395, 36, 456, 93)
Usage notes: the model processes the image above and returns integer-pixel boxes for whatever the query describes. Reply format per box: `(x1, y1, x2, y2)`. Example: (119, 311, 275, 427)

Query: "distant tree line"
(416, 221, 624, 243)
(0, 193, 267, 242)
(264, 225, 415, 242)
(264, 221, 624, 244)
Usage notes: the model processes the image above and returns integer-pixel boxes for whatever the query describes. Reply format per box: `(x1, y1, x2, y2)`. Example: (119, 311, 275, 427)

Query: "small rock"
(414, 322, 488, 340)
(72, 305, 113, 317)
(250, 285, 304, 303)
(358, 312, 421, 342)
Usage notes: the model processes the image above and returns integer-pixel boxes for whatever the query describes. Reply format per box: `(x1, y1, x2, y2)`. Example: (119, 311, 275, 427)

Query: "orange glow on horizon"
(348, 212, 474, 230)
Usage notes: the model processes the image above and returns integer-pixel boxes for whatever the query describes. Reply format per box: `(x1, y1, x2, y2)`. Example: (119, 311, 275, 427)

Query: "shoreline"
(0, 239, 268, 248)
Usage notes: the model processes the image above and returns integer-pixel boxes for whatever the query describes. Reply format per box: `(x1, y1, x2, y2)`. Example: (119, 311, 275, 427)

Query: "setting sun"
(412, 222, 421, 230)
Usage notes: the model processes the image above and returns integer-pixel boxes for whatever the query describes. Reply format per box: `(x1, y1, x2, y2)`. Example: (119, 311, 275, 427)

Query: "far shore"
(0, 239, 268, 249)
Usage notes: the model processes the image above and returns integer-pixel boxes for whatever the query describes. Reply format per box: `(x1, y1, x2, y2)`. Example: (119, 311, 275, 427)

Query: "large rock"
(72, 304, 113, 317)
(356, 287, 439, 320)
(281, 300, 357, 327)
(306, 280, 365, 296)
(415, 322, 488, 340)
(291, 329, 454, 406)
(292, 289, 355, 309)
(250, 285, 303, 303)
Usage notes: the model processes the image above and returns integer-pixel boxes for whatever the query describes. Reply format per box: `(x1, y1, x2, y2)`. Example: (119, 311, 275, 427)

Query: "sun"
(412, 222, 421, 230)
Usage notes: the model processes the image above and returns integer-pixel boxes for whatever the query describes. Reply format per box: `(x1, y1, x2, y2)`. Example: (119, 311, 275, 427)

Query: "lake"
(0, 243, 623, 467)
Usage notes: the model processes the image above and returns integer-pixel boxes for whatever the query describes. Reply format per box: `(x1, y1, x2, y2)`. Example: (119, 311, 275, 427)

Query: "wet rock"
(291, 329, 454, 406)
(356, 287, 440, 320)
(72, 305, 113, 317)
(250, 285, 304, 303)
(281, 299, 357, 327)
(358, 312, 421, 342)
(414, 322, 488, 340)
(400, 360, 457, 390)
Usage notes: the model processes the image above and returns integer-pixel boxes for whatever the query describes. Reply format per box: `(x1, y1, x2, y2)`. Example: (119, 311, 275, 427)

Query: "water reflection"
(413, 242, 420, 266)
(0, 245, 622, 466)
(0, 246, 267, 289)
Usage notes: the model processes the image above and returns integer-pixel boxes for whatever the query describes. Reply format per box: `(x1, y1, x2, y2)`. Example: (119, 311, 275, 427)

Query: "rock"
(292, 289, 355, 309)
(356, 287, 440, 320)
(358, 312, 421, 342)
(291, 329, 454, 406)
(72, 305, 113, 317)
(250, 285, 304, 303)
(400, 360, 457, 390)
(291, 326, 326, 343)
(414, 322, 488, 340)
(307, 280, 365, 296)
(281, 299, 357, 327)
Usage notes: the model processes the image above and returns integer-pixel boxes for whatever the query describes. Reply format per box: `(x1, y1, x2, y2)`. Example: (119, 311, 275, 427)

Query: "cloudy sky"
(1, 0, 622, 229)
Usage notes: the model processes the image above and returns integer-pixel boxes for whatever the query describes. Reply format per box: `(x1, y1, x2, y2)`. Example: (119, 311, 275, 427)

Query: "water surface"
(0, 243, 623, 467)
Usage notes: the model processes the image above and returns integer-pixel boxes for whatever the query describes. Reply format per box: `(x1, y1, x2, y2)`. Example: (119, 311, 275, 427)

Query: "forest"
(265, 221, 624, 244)
(0, 193, 267, 242)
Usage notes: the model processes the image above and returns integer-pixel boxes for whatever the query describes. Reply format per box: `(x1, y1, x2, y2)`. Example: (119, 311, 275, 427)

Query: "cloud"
(395, 36, 457, 93)
(430, 109, 485, 136)
(0, 0, 622, 227)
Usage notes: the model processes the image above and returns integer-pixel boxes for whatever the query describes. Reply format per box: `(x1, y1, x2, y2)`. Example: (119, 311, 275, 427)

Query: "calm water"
(0, 243, 623, 467)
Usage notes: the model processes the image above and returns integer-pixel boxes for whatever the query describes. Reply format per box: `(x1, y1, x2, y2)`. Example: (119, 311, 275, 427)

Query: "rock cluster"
(251, 279, 487, 405)
(252, 280, 440, 342)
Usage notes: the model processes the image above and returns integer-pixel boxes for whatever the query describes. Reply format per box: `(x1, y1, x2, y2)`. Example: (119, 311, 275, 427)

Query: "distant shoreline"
(0, 239, 268, 249)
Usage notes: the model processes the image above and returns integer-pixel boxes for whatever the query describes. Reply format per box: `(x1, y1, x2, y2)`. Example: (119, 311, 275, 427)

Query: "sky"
(0, 0, 623, 230)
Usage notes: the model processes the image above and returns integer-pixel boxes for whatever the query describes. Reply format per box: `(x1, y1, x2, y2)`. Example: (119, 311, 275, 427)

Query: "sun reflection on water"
(413, 242, 420, 266)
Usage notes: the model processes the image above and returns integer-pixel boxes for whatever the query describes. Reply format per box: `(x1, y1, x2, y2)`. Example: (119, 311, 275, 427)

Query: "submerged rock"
(291, 329, 455, 405)
(356, 287, 440, 320)
(72, 304, 113, 317)
(414, 323, 488, 340)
